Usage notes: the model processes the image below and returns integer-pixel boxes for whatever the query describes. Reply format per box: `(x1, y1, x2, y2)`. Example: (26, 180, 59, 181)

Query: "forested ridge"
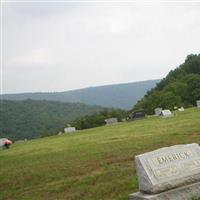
(133, 54, 200, 114)
(1, 79, 159, 110)
(0, 100, 104, 140)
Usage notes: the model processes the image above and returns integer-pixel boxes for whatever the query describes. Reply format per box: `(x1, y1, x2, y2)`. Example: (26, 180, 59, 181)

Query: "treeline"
(0, 100, 104, 140)
(71, 109, 128, 130)
(133, 54, 200, 114)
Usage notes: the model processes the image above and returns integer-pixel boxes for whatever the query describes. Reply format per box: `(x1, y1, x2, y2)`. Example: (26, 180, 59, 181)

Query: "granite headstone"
(130, 143, 200, 200)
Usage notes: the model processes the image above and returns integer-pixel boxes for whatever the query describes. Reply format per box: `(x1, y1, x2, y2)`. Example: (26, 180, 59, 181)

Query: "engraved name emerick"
(145, 148, 200, 182)
(152, 150, 194, 166)
(135, 144, 200, 194)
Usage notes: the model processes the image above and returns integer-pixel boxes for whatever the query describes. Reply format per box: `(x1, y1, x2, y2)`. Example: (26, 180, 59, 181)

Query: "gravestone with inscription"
(130, 143, 200, 200)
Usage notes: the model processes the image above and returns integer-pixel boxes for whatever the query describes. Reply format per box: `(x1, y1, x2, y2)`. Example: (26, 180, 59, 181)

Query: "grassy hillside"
(0, 100, 104, 140)
(1, 79, 159, 110)
(134, 54, 200, 114)
(0, 108, 200, 200)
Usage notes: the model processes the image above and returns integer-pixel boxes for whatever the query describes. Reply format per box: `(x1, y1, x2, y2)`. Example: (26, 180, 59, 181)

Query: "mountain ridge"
(1, 79, 160, 110)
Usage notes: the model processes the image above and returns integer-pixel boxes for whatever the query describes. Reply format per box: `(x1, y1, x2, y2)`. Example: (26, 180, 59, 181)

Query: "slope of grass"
(0, 108, 200, 200)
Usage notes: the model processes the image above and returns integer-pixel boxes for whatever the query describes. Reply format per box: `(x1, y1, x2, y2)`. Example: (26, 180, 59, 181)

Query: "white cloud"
(2, 2, 200, 93)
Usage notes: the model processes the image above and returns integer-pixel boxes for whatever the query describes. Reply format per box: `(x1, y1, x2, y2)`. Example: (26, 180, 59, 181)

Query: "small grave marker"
(105, 118, 118, 125)
(64, 127, 76, 133)
(178, 107, 184, 112)
(160, 109, 172, 118)
(197, 100, 200, 108)
(154, 108, 162, 116)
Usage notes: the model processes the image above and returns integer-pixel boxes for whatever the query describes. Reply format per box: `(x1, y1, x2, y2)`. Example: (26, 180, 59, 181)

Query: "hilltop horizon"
(2, 78, 160, 95)
(1, 79, 159, 110)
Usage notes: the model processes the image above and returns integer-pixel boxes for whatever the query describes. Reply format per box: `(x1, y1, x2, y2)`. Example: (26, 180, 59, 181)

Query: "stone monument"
(197, 100, 200, 108)
(105, 118, 118, 125)
(155, 108, 162, 116)
(130, 143, 200, 200)
(178, 107, 184, 112)
(160, 110, 172, 118)
(64, 127, 76, 133)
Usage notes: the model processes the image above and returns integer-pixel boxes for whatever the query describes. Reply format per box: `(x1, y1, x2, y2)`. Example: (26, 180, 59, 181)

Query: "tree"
(133, 54, 200, 114)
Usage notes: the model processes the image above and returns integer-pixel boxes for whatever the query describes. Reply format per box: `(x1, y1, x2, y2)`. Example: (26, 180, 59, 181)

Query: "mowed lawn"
(0, 108, 200, 200)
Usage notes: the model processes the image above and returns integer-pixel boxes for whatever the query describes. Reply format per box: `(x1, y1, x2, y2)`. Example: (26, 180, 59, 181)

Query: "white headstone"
(105, 118, 118, 125)
(161, 110, 172, 118)
(64, 127, 76, 133)
(197, 100, 200, 108)
(174, 106, 178, 110)
(0, 138, 6, 149)
(178, 107, 184, 112)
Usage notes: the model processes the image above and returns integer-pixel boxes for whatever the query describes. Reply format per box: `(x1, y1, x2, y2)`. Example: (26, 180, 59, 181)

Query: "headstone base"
(130, 182, 200, 200)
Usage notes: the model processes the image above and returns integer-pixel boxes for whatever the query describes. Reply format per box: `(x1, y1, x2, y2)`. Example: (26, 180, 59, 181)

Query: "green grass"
(0, 108, 200, 200)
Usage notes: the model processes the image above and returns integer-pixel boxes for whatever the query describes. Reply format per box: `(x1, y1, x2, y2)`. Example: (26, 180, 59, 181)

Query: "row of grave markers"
(58, 100, 200, 134)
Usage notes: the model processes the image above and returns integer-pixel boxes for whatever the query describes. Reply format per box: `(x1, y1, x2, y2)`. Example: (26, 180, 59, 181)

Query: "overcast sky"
(1, 1, 200, 94)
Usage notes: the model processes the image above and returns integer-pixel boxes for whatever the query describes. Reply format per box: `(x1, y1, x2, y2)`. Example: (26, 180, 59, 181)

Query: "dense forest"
(133, 54, 200, 114)
(1, 79, 159, 110)
(0, 100, 105, 140)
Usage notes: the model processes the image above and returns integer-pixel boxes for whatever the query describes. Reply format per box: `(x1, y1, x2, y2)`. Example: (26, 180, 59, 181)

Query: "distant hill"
(133, 54, 200, 114)
(1, 80, 160, 110)
(0, 100, 105, 140)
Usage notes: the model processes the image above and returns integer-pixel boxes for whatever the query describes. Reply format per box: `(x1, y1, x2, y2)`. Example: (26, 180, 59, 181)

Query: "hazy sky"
(1, 1, 200, 94)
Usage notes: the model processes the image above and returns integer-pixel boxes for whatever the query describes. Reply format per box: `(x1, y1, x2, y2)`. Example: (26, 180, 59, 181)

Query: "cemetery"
(0, 107, 200, 200)
(1, 2, 199, 199)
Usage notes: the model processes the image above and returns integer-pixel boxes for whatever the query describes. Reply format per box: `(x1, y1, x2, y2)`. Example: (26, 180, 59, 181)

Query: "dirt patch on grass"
(191, 132, 200, 136)
(104, 155, 133, 165)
